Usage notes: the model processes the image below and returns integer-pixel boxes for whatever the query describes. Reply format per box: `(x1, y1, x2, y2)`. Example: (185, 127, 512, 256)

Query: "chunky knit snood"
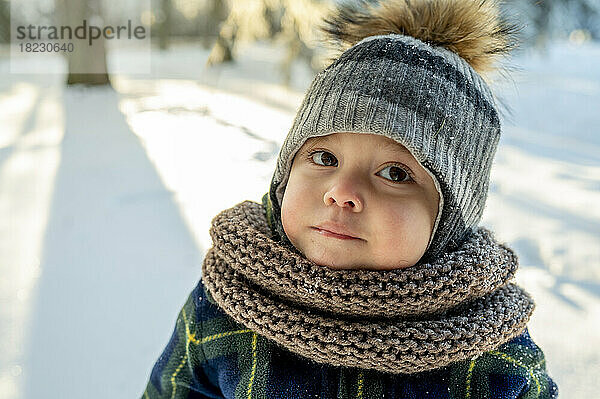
(202, 201, 535, 375)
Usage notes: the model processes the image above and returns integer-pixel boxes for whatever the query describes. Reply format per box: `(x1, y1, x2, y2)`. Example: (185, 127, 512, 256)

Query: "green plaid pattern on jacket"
(142, 279, 557, 399)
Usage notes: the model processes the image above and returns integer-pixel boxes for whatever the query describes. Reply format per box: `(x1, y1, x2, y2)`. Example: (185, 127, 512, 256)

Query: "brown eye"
(377, 165, 413, 183)
(311, 151, 338, 167)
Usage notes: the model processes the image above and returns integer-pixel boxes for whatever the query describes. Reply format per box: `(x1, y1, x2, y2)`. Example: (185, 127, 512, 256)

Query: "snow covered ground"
(0, 40, 598, 398)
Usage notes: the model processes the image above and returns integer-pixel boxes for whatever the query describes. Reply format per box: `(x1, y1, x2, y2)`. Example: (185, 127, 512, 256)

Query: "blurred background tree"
(157, 0, 172, 50)
(0, 0, 9, 44)
(145, 0, 599, 86)
(2, 0, 110, 85)
(507, 0, 599, 46)
(151, 0, 331, 86)
(2, 0, 599, 85)
(56, 0, 111, 86)
(206, 0, 331, 85)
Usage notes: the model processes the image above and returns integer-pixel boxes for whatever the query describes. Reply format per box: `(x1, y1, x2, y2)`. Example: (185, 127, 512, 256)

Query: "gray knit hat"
(267, 0, 518, 263)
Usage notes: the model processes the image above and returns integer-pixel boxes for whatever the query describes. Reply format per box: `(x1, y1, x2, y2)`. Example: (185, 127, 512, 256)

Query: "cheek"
(281, 167, 322, 216)
(280, 175, 312, 240)
(281, 192, 298, 239)
(376, 202, 433, 247)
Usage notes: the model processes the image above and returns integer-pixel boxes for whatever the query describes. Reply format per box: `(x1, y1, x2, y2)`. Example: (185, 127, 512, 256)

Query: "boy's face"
(281, 133, 439, 270)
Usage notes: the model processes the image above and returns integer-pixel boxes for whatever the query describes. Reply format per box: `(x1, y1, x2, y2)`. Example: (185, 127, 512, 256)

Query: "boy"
(279, 132, 440, 270)
(142, 0, 557, 397)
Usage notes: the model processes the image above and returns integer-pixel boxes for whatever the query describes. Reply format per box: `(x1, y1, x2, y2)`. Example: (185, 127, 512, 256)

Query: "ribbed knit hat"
(266, 0, 518, 263)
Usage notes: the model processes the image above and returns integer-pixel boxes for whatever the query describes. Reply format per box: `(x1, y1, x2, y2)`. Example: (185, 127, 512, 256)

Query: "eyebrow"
(376, 138, 413, 156)
(308, 134, 414, 158)
(309, 134, 339, 147)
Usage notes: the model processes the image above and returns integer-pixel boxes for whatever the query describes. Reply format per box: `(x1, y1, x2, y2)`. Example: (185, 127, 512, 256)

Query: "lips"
(312, 222, 362, 240)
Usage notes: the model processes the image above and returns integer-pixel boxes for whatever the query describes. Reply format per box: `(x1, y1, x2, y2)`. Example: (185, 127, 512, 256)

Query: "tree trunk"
(57, 0, 111, 86)
(158, 0, 171, 50)
(201, 0, 229, 49)
(206, 22, 236, 66)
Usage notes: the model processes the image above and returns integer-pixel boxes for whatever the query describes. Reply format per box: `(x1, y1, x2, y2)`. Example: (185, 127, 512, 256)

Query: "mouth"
(312, 224, 363, 240)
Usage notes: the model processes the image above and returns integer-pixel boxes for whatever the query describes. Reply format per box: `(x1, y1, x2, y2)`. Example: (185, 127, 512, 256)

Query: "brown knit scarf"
(201, 201, 535, 374)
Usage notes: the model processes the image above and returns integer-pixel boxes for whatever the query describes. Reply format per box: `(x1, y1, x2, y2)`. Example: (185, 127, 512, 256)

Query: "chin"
(310, 254, 369, 270)
(305, 252, 352, 269)
(307, 250, 416, 270)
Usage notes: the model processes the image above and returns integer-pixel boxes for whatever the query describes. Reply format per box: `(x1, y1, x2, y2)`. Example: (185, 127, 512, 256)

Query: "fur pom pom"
(320, 0, 520, 76)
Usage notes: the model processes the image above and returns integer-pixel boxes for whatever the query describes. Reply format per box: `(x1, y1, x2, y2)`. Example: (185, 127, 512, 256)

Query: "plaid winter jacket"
(141, 279, 558, 399)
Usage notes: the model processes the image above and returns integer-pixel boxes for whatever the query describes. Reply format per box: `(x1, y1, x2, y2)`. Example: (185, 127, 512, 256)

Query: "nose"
(323, 177, 364, 212)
